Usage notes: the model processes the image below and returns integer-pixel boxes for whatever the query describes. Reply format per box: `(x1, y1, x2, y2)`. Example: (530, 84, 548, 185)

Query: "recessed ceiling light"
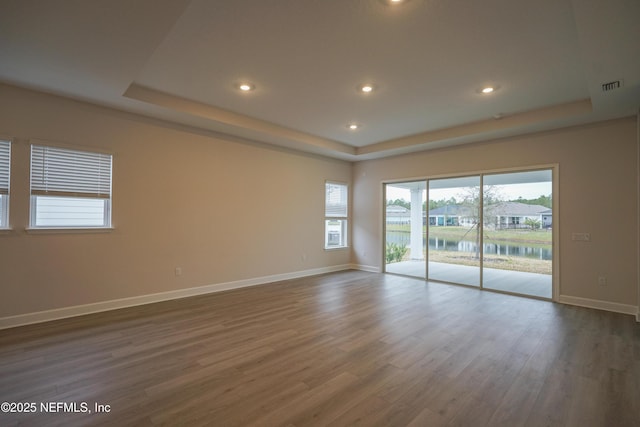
(477, 85, 500, 94)
(236, 82, 255, 92)
(358, 83, 375, 94)
(347, 123, 360, 130)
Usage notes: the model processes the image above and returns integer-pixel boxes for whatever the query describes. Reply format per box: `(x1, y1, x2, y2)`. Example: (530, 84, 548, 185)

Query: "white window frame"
(324, 181, 348, 249)
(29, 143, 113, 230)
(0, 140, 10, 229)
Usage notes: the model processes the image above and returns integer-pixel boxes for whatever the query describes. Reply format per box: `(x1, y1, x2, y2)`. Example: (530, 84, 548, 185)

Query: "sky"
(387, 182, 552, 202)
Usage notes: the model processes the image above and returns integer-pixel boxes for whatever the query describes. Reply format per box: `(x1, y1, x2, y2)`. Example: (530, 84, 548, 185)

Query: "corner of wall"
(637, 109, 640, 321)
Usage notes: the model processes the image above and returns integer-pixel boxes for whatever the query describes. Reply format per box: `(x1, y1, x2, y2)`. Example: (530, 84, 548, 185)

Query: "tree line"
(387, 194, 552, 210)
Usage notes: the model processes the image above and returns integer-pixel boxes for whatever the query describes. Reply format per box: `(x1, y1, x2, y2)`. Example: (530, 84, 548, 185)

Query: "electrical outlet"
(175, 267, 182, 276)
(598, 276, 607, 286)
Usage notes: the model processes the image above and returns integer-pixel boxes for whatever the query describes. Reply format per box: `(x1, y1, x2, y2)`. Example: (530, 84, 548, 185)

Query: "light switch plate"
(572, 232, 591, 241)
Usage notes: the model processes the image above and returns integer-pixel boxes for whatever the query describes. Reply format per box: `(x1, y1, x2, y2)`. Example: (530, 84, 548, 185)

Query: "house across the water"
(427, 201, 552, 229)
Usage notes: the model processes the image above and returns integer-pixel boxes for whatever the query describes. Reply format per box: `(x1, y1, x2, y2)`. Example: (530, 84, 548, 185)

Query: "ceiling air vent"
(601, 80, 623, 92)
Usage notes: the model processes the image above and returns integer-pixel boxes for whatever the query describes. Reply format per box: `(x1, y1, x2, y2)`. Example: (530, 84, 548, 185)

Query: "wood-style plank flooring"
(1, 270, 639, 426)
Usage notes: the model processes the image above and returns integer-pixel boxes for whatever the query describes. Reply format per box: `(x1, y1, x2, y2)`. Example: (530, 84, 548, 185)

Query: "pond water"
(386, 231, 552, 260)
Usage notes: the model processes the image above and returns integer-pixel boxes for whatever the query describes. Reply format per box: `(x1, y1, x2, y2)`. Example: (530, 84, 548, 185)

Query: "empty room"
(1, 0, 639, 426)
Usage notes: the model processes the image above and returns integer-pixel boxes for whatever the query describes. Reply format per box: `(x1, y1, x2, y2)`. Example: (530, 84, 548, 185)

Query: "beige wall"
(353, 117, 639, 307)
(1, 82, 637, 320)
(0, 84, 351, 318)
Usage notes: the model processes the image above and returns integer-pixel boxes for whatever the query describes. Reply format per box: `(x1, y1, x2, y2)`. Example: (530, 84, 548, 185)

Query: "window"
(325, 181, 348, 249)
(30, 144, 112, 228)
(0, 140, 10, 229)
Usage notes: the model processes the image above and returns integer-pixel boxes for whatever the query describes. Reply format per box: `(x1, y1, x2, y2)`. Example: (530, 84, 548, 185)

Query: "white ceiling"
(1, 0, 638, 161)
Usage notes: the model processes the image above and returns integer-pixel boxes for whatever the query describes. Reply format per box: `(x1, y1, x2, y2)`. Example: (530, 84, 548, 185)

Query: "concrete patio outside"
(385, 260, 552, 299)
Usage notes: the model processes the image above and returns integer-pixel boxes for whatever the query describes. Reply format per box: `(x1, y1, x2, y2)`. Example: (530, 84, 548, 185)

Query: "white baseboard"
(0, 264, 353, 330)
(5, 269, 636, 330)
(350, 263, 382, 273)
(558, 294, 638, 318)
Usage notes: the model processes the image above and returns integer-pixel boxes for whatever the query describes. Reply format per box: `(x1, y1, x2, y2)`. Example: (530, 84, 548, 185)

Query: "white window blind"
(0, 140, 10, 228)
(30, 144, 112, 228)
(0, 140, 10, 196)
(31, 145, 112, 199)
(325, 182, 348, 249)
(325, 182, 348, 217)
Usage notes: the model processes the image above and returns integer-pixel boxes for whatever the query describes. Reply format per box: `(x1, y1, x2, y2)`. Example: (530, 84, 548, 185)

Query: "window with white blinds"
(325, 182, 348, 249)
(0, 140, 10, 229)
(30, 144, 112, 228)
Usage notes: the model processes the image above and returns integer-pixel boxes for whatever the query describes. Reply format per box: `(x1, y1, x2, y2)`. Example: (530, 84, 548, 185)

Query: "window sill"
(324, 246, 349, 251)
(0, 228, 14, 235)
(25, 227, 115, 235)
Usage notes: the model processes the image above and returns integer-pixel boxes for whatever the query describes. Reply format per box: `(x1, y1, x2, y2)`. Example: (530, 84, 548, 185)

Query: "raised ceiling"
(1, 0, 638, 160)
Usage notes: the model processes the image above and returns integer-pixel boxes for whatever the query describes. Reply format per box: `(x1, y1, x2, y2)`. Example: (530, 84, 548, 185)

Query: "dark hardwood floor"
(1, 270, 639, 426)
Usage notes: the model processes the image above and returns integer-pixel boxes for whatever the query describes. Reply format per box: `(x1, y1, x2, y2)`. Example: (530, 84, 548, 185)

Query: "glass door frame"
(427, 174, 483, 288)
(383, 180, 427, 278)
(382, 165, 558, 302)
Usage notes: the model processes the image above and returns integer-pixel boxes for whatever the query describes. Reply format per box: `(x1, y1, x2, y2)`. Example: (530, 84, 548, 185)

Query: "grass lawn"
(427, 251, 552, 275)
(386, 225, 552, 274)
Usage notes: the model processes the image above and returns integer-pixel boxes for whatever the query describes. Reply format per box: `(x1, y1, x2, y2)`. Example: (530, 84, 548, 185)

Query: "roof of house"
(429, 201, 551, 216)
(428, 205, 476, 216)
(386, 205, 410, 215)
(489, 202, 551, 216)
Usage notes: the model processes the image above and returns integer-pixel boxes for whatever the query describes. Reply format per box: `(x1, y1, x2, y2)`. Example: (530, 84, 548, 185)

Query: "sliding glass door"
(482, 170, 553, 298)
(427, 176, 481, 287)
(385, 181, 426, 278)
(384, 168, 554, 300)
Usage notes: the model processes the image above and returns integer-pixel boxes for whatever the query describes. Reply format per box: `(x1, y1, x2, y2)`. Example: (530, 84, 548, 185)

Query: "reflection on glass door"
(428, 176, 481, 287)
(385, 181, 426, 278)
(482, 170, 553, 298)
